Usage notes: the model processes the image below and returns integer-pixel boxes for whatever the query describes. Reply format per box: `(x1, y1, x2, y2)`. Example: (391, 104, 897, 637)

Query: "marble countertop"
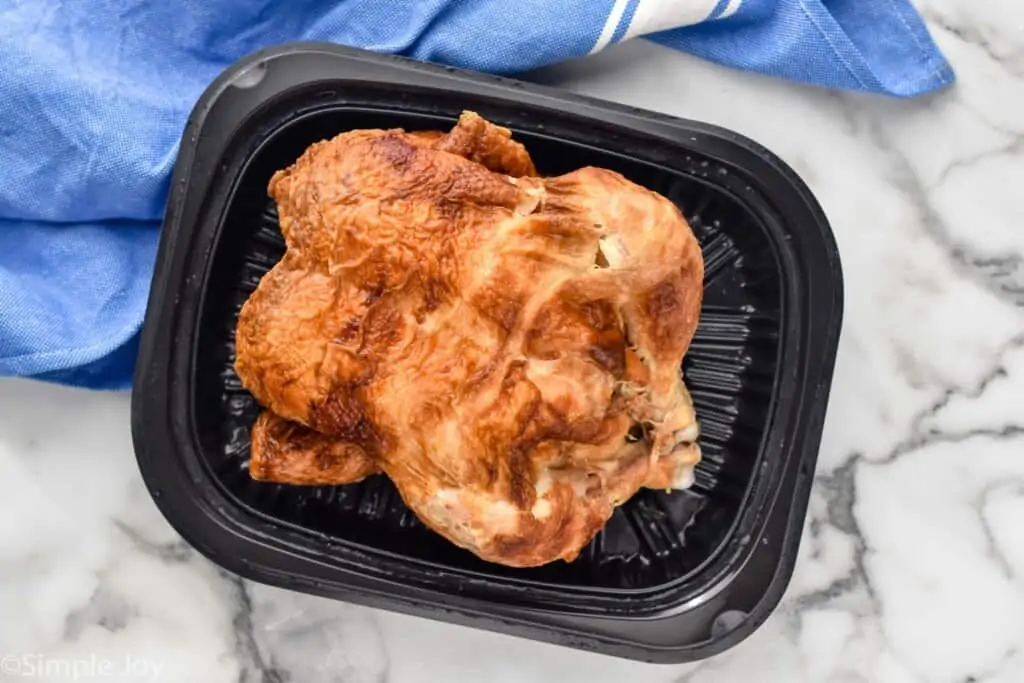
(2, 4, 1023, 681)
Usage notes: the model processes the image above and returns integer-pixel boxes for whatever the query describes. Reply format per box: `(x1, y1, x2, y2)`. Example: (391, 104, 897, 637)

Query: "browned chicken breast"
(235, 112, 703, 567)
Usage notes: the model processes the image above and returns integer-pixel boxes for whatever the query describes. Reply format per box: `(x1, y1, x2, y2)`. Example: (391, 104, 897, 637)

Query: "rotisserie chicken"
(235, 112, 704, 567)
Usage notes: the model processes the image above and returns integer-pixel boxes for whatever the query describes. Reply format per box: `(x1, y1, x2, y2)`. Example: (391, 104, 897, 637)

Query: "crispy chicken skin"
(235, 112, 703, 567)
(249, 410, 379, 485)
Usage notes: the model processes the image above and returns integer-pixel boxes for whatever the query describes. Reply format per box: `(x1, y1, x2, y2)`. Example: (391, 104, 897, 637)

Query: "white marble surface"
(2, 2, 1023, 680)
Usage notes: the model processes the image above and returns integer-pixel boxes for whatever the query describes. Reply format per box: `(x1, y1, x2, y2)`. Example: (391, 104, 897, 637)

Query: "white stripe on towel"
(622, 0, 721, 41)
(719, 0, 744, 18)
(590, 0, 633, 54)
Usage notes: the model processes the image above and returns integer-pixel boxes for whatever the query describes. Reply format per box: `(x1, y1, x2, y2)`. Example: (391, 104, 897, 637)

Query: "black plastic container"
(131, 42, 842, 663)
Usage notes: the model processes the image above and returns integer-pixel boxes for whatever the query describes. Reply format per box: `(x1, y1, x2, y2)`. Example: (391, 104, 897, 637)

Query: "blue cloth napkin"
(0, 0, 952, 390)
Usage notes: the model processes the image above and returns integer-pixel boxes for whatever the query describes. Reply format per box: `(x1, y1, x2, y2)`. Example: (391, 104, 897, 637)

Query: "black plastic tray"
(131, 42, 842, 663)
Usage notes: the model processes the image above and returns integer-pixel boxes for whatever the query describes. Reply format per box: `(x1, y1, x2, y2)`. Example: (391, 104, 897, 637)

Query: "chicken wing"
(249, 410, 379, 486)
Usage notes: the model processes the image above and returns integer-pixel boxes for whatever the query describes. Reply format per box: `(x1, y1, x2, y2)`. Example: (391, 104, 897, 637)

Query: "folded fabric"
(0, 0, 953, 390)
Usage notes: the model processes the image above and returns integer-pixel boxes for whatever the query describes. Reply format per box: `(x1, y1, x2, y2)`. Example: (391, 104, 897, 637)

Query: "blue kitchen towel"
(0, 0, 952, 390)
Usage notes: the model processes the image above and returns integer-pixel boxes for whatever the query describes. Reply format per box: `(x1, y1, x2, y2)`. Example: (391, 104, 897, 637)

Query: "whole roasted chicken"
(235, 112, 704, 567)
